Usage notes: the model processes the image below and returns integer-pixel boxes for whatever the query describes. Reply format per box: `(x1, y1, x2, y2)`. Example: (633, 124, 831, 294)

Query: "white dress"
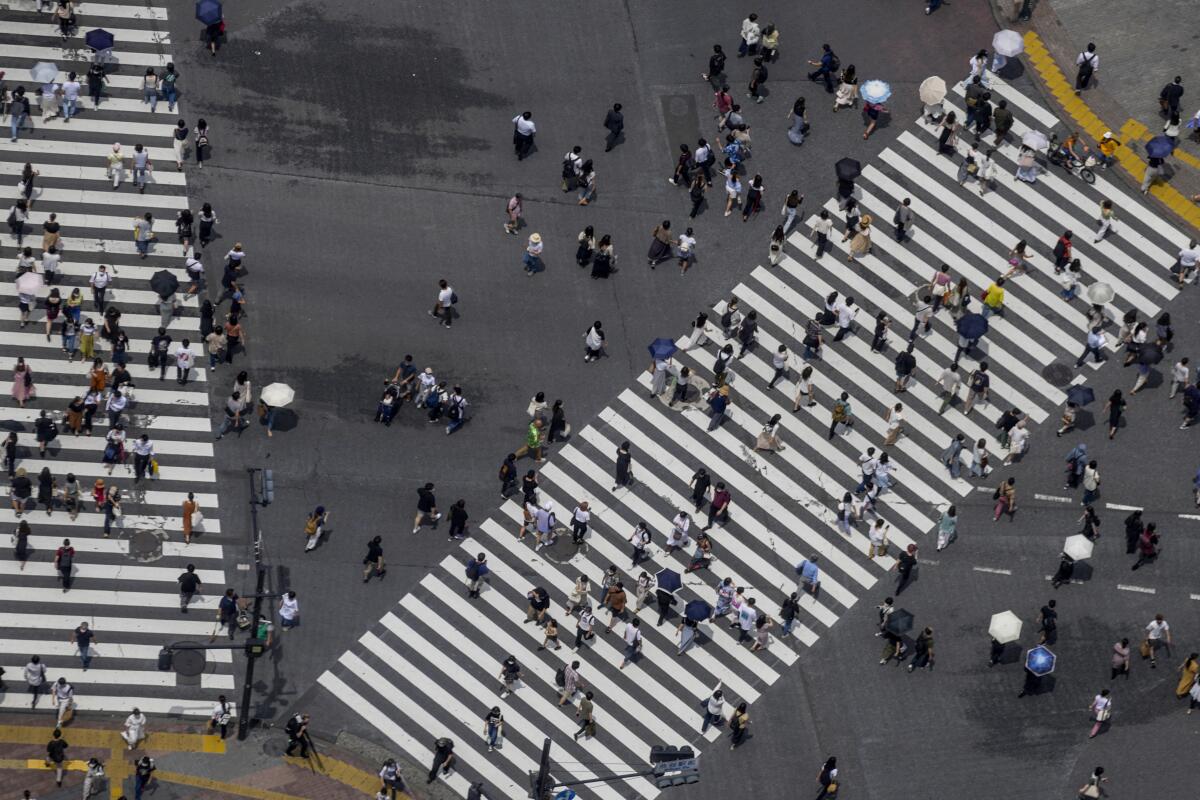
(122, 712, 147, 747)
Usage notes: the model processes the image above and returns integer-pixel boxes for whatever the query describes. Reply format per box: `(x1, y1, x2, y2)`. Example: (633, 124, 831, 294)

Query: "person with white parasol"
(258, 383, 293, 437)
(991, 30, 1024, 74)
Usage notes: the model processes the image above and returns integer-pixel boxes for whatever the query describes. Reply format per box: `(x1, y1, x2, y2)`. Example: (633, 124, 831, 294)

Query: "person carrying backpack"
(465, 553, 488, 598)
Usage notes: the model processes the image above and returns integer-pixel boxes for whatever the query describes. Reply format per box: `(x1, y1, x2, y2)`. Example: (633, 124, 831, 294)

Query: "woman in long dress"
(833, 65, 858, 111)
(847, 216, 873, 262)
(787, 97, 808, 145)
(754, 414, 784, 452)
(575, 226, 595, 267)
(11, 358, 35, 407)
(591, 235, 615, 279)
(13, 519, 31, 569)
(677, 617, 698, 655)
(646, 221, 674, 267)
(1176, 653, 1200, 698)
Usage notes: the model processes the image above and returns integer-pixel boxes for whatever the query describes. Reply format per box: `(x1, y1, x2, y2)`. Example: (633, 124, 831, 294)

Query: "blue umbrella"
(1025, 645, 1056, 676)
(860, 79, 892, 104)
(85, 29, 115, 51)
(648, 337, 677, 361)
(1066, 385, 1095, 406)
(195, 0, 223, 24)
(956, 312, 989, 341)
(655, 567, 682, 594)
(1145, 136, 1175, 159)
(684, 599, 712, 621)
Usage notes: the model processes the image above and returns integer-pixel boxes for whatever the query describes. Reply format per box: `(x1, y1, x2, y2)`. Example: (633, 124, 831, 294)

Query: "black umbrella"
(885, 608, 914, 635)
(835, 157, 862, 182)
(1137, 344, 1164, 366)
(150, 270, 179, 298)
(1066, 385, 1095, 406)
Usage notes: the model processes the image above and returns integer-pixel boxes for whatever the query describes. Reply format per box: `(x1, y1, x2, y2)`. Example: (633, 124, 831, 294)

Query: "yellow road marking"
(0, 724, 224, 753)
(1022, 31, 1200, 231)
(155, 770, 309, 800)
(283, 754, 405, 797)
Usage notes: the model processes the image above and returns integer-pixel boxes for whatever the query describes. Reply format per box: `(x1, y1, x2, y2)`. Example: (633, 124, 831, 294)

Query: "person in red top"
(1131, 523, 1159, 571)
(55, 539, 76, 590)
(1053, 230, 1073, 269)
(704, 482, 732, 530)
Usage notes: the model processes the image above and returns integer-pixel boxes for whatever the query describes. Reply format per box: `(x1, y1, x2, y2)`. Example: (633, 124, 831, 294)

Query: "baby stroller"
(375, 382, 400, 426)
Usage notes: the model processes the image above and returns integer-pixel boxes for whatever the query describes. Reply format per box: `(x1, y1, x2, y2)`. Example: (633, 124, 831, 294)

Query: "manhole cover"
(1042, 362, 1074, 386)
(128, 528, 164, 562)
(172, 645, 206, 677)
(541, 531, 587, 565)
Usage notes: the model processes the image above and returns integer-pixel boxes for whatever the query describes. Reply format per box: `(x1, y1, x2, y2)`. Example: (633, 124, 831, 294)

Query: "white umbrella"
(859, 79, 892, 105)
(988, 611, 1023, 644)
(1063, 534, 1095, 561)
(15, 271, 43, 296)
(992, 29, 1025, 58)
(1021, 130, 1049, 150)
(1086, 282, 1114, 305)
(30, 61, 59, 83)
(260, 383, 295, 407)
(919, 76, 947, 105)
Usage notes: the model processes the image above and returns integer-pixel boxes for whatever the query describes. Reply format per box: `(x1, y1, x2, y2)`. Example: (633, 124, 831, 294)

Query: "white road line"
(615, 391, 873, 598)
(10, 185, 192, 211)
(5, 356, 205, 384)
(4, 1, 170, 20)
(20, 207, 183, 236)
(0, 160, 187, 187)
(0, 663, 232, 689)
(15, 432, 212, 457)
(0, 637, 232, 663)
(1191, 594, 1200, 601)
(1105, 503, 1143, 511)
(317, 673, 472, 797)
(26, 94, 184, 116)
(0, 329, 202, 355)
(1, 381, 206, 405)
(371, 621, 653, 800)
(30, 258, 194, 282)
(0, 487, 219, 506)
(1033, 493, 1074, 503)
(423, 559, 718, 744)
(2, 20, 171, 44)
(1116, 584, 1156, 594)
(0, 693, 229, 716)
(2, 407, 211, 432)
(0, 282, 201, 310)
(764, 257, 1008, 456)
(0, 612, 217, 637)
(11, 457, 215, 483)
(1178, 514, 1200, 521)
(0, 585, 217, 609)
(0, 62, 164, 89)
(0, 561, 223, 584)
(977, 76, 1061, 129)
(0, 43, 171, 68)
(24, 532, 223, 557)
(0, 307, 200, 333)
(971, 566, 1012, 576)
(1, 138, 176, 162)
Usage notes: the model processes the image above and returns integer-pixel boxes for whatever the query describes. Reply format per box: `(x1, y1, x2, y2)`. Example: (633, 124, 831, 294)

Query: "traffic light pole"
(238, 468, 267, 741)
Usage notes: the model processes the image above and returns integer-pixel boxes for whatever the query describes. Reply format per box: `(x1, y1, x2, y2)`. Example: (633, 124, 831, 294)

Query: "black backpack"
(555, 666, 566, 687)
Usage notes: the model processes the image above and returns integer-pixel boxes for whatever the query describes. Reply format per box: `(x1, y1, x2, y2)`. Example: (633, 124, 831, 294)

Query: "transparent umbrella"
(1085, 282, 1114, 305)
(30, 61, 59, 83)
(992, 29, 1025, 57)
(1021, 130, 1050, 150)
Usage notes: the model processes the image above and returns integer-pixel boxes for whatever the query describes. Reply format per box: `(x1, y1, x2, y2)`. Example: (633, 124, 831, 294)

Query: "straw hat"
(529, 233, 542, 244)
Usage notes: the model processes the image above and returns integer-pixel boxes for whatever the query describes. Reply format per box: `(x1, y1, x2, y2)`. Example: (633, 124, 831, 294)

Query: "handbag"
(1079, 786, 1100, 799)
(1139, 639, 1152, 659)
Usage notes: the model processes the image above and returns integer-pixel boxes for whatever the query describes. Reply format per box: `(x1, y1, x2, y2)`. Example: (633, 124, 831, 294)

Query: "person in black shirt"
(363, 537, 385, 582)
(71, 621, 95, 670)
(448, 500, 468, 541)
(178, 564, 202, 612)
(11, 468, 32, 515)
(412, 483, 440, 534)
(46, 729, 68, 786)
(702, 44, 726, 87)
(894, 544, 918, 594)
(603, 103, 624, 152)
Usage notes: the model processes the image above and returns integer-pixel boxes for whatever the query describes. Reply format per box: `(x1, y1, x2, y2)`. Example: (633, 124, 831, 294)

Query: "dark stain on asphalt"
(216, 2, 506, 176)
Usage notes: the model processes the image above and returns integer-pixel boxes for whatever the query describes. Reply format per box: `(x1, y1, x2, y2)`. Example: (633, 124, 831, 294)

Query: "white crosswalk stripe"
(0, 0, 231, 720)
(315, 80, 1186, 798)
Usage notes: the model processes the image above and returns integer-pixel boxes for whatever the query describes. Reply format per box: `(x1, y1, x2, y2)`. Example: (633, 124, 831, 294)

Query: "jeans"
(103, 506, 122, 535)
(135, 238, 150, 255)
(164, 86, 178, 110)
(135, 772, 150, 800)
(1082, 487, 1098, 505)
(486, 723, 500, 747)
(144, 87, 159, 111)
(10, 113, 27, 141)
(707, 409, 726, 431)
(78, 645, 92, 668)
(523, 254, 544, 274)
(134, 167, 147, 188)
(700, 706, 723, 732)
(1075, 345, 1106, 366)
(216, 414, 244, 439)
(63, 97, 77, 120)
(445, 416, 465, 435)
(781, 617, 795, 635)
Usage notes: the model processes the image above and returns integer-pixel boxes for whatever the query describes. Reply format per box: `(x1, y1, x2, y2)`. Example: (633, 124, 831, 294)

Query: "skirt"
(648, 238, 672, 262)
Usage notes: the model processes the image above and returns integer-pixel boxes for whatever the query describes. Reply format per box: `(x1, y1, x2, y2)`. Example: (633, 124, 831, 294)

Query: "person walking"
(302, 506, 328, 553)
(738, 13, 761, 57)
(572, 692, 595, 740)
(728, 702, 750, 749)
(1088, 690, 1112, 738)
(26, 655, 48, 708)
(815, 757, 839, 799)
(908, 627, 934, 672)
(122, 707, 147, 750)
(807, 44, 837, 93)
(1075, 43, 1098, 95)
(284, 713, 310, 757)
(511, 111, 536, 160)
(1132, 524, 1160, 570)
(993, 477, 1016, 521)
(46, 729, 68, 786)
(52, 676, 74, 728)
(178, 564, 201, 613)
(1143, 613, 1172, 667)
(936, 506, 958, 551)
(503, 193, 522, 235)
(70, 622, 96, 671)
(412, 483, 441, 533)
(1102, 390, 1126, 439)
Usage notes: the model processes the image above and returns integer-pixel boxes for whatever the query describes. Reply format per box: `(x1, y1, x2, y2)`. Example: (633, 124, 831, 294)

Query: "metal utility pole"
(238, 467, 272, 740)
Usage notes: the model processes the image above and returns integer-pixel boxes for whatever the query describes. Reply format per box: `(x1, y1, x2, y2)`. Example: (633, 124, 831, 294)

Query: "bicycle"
(1046, 134, 1096, 184)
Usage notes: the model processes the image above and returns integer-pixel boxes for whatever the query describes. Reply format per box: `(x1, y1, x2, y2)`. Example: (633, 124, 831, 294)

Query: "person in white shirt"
(61, 72, 81, 121)
(131, 144, 152, 194)
(1170, 358, 1190, 398)
(185, 255, 205, 294)
(834, 298, 857, 341)
(89, 265, 111, 312)
(41, 246, 61, 285)
(701, 690, 725, 733)
(964, 49, 989, 88)
(53, 677, 74, 727)
(738, 14, 761, 57)
(414, 368, 437, 407)
(1144, 613, 1171, 666)
(676, 228, 697, 274)
(584, 323, 605, 362)
(278, 590, 300, 630)
(665, 512, 691, 555)
(105, 390, 127, 429)
(512, 111, 536, 160)
(431, 279, 455, 328)
(1174, 240, 1200, 287)
(121, 708, 147, 749)
(1003, 420, 1029, 465)
(810, 210, 833, 257)
(106, 143, 124, 189)
(628, 521, 651, 566)
(768, 345, 789, 387)
(176, 339, 194, 385)
(618, 618, 643, 669)
(1075, 44, 1098, 94)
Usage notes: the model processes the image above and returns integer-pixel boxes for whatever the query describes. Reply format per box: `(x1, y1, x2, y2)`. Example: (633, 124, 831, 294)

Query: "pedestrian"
(1142, 614, 1172, 667)
(1132, 523, 1159, 571)
(176, 339, 194, 385)
(426, 738, 456, 783)
(704, 482, 731, 529)
(1075, 43, 1098, 94)
(1094, 199, 1117, 243)
(82, 758, 104, 798)
(815, 757, 839, 799)
(728, 702, 750, 749)
(55, 538, 75, 589)
(503, 193, 522, 235)
(747, 57, 768, 104)
(284, 713, 310, 757)
(303, 506, 328, 553)
(511, 111, 536, 159)
(907, 627, 934, 673)
(483, 708, 504, 752)
(561, 145, 583, 191)
(46, 729, 68, 786)
(993, 477, 1016, 520)
(70, 621, 97, 671)
(430, 279, 455, 328)
(618, 617, 643, 669)
(1142, 155, 1165, 194)
(213, 390, 244, 440)
(25, 655, 48, 708)
(278, 591, 300, 631)
(612, 441, 633, 490)
(463, 551, 485, 597)
(412, 482, 441, 533)
(1102, 390, 1126, 439)
(738, 13, 761, 57)
(523, 232, 545, 275)
(1088, 690, 1112, 738)
(122, 708, 147, 750)
(1081, 461, 1101, 505)
(807, 44, 837, 93)
(53, 676, 74, 728)
(1037, 599, 1058, 644)
(572, 692, 596, 740)
(894, 543, 918, 593)
(1175, 652, 1199, 697)
(936, 506, 958, 551)
(378, 758, 405, 798)
(1124, 510, 1144, 555)
(177, 564, 202, 613)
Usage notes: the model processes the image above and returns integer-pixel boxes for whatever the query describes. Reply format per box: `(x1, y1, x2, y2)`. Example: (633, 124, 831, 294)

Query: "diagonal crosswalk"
(1, 0, 233, 718)
(315, 79, 1187, 797)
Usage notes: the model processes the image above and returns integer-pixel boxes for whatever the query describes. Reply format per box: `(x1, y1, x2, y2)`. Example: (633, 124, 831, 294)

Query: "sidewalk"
(0, 712, 415, 800)
(989, 0, 1200, 234)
